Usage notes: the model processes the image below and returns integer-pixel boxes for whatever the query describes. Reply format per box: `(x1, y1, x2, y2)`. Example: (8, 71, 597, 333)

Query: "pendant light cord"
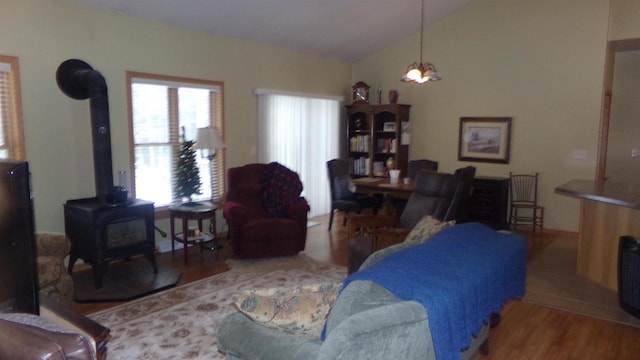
(419, 0, 424, 64)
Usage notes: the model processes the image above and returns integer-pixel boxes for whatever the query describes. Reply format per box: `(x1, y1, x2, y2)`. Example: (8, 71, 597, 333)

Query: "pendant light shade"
(401, 0, 441, 84)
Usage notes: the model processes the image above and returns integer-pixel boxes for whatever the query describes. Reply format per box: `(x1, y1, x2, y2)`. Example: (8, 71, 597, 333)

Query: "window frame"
(0, 55, 26, 161)
(126, 71, 225, 217)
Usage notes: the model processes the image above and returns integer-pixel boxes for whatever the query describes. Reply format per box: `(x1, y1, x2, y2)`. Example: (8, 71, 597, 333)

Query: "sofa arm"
(359, 242, 413, 271)
(319, 301, 435, 360)
(218, 312, 321, 360)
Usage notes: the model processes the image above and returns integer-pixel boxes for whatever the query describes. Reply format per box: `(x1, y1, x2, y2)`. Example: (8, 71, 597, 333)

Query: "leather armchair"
(347, 170, 466, 274)
(223, 163, 310, 259)
(0, 295, 110, 360)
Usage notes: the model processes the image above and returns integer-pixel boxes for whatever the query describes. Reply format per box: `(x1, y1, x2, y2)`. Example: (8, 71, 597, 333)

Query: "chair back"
(509, 172, 540, 205)
(407, 159, 439, 179)
(399, 171, 461, 229)
(452, 166, 476, 222)
(327, 159, 354, 201)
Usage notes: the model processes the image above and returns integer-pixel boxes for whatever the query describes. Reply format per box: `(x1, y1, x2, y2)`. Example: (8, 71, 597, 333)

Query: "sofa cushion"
(232, 282, 341, 339)
(404, 215, 455, 245)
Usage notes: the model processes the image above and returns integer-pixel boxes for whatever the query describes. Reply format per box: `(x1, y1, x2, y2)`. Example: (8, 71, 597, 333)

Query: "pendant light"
(401, 0, 441, 84)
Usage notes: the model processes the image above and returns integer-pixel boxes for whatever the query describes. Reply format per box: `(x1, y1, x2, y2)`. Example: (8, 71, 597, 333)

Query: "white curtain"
(256, 89, 341, 217)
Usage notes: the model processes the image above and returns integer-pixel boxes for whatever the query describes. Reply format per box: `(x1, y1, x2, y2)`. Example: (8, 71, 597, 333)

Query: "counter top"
(555, 179, 640, 210)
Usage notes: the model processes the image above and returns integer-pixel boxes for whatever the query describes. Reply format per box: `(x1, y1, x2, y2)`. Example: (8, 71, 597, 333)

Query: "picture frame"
(458, 117, 512, 164)
(383, 122, 396, 132)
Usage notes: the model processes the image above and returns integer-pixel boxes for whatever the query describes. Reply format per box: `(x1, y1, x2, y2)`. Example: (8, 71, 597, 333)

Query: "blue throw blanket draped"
(343, 223, 527, 360)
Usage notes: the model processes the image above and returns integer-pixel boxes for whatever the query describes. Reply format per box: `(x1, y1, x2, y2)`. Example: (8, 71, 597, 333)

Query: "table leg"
(182, 218, 189, 265)
(170, 214, 175, 254)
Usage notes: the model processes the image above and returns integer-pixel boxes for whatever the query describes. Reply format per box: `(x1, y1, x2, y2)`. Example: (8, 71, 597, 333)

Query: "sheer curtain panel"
(256, 89, 341, 217)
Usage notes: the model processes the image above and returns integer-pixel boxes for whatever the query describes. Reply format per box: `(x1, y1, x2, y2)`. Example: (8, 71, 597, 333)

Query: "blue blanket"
(343, 223, 527, 360)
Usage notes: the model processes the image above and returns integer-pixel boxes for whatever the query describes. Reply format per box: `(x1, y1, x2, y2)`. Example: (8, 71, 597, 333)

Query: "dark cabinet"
(346, 104, 410, 177)
(467, 176, 509, 230)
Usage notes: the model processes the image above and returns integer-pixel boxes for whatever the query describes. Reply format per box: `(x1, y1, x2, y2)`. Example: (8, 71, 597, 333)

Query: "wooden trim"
(0, 55, 26, 160)
(596, 38, 640, 181)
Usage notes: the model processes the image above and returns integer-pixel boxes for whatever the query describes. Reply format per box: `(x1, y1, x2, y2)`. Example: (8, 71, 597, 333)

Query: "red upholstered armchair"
(223, 163, 310, 259)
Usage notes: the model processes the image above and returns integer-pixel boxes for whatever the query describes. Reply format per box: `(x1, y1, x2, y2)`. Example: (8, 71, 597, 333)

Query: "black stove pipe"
(56, 59, 115, 205)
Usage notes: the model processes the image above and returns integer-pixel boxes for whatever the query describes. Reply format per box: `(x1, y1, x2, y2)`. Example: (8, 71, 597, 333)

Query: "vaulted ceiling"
(66, 0, 474, 62)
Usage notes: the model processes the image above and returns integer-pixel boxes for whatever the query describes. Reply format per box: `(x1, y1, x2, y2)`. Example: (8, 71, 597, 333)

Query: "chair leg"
(328, 210, 335, 231)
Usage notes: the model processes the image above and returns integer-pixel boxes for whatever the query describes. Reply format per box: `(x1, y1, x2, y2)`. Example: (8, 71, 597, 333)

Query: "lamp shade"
(195, 127, 225, 151)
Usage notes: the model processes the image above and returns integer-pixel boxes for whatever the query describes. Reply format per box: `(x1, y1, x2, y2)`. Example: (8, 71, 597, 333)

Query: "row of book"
(348, 156, 370, 176)
(349, 135, 370, 152)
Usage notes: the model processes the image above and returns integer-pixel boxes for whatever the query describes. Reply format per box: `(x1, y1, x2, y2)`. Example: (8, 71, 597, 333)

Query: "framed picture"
(458, 117, 512, 164)
(383, 122, 396, 132)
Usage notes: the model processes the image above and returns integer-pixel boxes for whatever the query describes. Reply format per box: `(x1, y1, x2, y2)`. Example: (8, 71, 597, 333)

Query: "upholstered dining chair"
(326, 159, 382, 230)
(407, 159, 439, 179)
(509, 172, 545, 232)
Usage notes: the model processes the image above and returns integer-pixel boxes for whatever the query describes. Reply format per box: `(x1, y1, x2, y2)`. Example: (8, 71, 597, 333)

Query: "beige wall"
(352, 0, 611, 232)
(0, 0, 351, 232)
(609, 0, 640, 40)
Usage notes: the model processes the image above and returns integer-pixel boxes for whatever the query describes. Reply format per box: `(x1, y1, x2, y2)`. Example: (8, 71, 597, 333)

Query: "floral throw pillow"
(404, 215, 455, 245)
(232, 282, 342, 339)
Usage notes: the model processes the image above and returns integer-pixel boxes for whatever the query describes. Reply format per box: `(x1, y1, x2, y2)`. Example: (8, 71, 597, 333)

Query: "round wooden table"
(168, 201, 217, 265)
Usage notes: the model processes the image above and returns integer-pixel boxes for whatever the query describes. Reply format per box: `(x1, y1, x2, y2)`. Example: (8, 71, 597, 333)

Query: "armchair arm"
(35, 233, 71, 258)
(39, 295, 110, 360)
(319, 301, 435, 360)
(288, 197, 310, 226)
(346, 214, 399, 239)
(224, 201, 253, 237)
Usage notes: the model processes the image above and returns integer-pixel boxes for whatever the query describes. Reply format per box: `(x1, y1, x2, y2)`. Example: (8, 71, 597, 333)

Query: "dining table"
(352, 177, 415, 215)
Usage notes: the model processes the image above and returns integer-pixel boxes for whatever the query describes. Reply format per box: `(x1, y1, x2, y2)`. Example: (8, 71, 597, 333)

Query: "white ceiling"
(65, 0, 474, 62)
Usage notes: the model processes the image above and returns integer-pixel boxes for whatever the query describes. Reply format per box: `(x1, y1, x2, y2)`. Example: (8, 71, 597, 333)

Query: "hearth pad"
(73, 258, 181, 302)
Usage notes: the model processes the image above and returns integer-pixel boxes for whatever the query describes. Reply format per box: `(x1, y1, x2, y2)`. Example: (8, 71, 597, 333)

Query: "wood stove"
(57, 59, 158, 289)
(64, 198, 157, 289)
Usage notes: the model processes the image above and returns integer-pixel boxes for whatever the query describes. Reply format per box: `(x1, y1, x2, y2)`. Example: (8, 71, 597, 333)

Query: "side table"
(169, 201, 217, 265)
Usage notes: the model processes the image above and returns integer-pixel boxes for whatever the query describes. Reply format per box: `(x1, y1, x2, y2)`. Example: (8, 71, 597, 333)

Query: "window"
(0, 55, 26, 160)
(127, 72, 225, 208)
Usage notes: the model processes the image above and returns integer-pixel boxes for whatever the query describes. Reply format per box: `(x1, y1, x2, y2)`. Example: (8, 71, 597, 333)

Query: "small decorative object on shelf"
(386, 157, 395, 171)
(377, 86, 382, 105)
(352, 81, 370, 104)
(389, 89, 399, 104)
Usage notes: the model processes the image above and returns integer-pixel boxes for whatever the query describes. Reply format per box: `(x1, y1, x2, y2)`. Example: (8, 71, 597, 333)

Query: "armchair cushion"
(232, 282, 342, 339)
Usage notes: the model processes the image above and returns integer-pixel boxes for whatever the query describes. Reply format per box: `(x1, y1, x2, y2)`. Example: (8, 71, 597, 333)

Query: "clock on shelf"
(352, 81, 370, 104)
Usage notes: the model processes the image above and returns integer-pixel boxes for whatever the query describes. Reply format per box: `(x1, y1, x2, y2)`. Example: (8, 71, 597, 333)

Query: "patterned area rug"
(89, 256, 346, 359)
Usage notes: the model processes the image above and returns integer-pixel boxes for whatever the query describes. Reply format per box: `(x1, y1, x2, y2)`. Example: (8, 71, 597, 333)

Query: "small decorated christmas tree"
(174, 133, 202, 202)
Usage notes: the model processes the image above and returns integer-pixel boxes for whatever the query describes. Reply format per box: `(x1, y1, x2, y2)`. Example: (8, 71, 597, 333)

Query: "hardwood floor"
(71, 213, 640, 359)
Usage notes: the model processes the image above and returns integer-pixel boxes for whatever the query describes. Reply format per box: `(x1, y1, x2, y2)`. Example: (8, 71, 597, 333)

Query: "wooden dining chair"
(509, 172, 545, 232)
